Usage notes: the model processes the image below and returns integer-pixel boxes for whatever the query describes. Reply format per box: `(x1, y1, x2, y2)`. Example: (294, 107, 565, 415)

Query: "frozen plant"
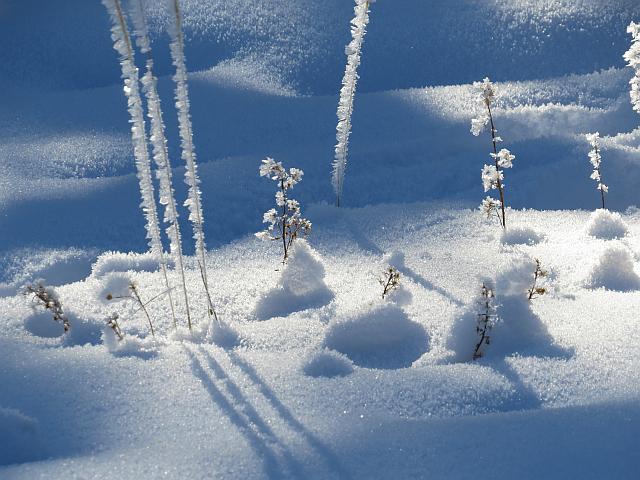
(257, 157, 312, 264)
(527, 259, 548, 301)
(379, 266, 400, 299)
(106, 280, 156, 338)
(106, 313, 124, 341)
(623, 22, 640, 114)
(129, 0, 191, 330)
(586, 132, 607, 209)
(471, 78, 515, 229)
(166, 0, 218, 326)
(473, 282, 498, 360)
(332, 0, 375, 207)
(24, 283, 70, 333)
(102, 0, 171, 323)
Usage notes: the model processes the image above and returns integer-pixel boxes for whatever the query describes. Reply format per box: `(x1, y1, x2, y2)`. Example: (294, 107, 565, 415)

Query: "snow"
(302, 349, 354, 378)
(585, 243, 640, 291)
(254, 240, 333, 320)
(586, 208, 629, 239)
(2, 0, 640, 477)
(324, 302, 429, 369)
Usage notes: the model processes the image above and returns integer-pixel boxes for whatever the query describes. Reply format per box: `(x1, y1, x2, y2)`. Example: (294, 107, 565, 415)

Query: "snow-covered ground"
(2, 0, 640, 478)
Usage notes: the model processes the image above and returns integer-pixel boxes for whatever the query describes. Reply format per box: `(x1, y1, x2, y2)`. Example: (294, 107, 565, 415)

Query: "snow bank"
(586, 209, 629, 240)
(585, 244, 640, 291)
(501, 226, 545, 246)
(324, 303, 429, 369)
(302, 348, 354, 378)
(0, 407, 42, 466)
(254, 240, 333, 320)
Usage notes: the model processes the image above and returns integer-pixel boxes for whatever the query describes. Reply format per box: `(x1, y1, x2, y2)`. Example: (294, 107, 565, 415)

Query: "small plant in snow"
(379, 266, 401, 299)
(24, 283, 70, 333)
(106, 313, 124, 341)
(471, 78, 515, 229)
(623, 22, 640, 114)
(527, 259, 548, 301)
(473, 282, 498, 360)
(106, 281, 156, 338)
(586, 132, 607, 209)
(257, 157, 312, 264)
(332, 0, 375, 207)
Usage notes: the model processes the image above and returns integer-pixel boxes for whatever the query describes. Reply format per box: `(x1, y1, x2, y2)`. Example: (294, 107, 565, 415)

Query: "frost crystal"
(332, 0, 374, 207)
(624, 22, 640, 114)
(470, 77, 495, 136)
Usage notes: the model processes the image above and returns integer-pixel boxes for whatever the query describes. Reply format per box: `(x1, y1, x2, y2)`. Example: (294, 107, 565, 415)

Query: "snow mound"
(102, 328, 158, 359)
(23, 311, 65, 338)
(303, 348, 354, 378)
(501, 226, 545, 246)
(91, 251, 170, 277)
(254, 240, 334, 320)
(0, 407, 43, 466)
(586, 209, 629, 240)
(585, 244, 640, 292)
(324, 303, 429, 369)
(208, 321, 242, 349)
(97, 272, 131, 303)
(448, 258, 567, 362)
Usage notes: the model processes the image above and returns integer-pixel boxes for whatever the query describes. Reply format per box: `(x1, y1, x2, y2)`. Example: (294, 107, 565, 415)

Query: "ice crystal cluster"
(257, 158, 311, 262)
(624, 22, 640, 114)
(586, 132, 607, 209)
(332, 0, 375, 207)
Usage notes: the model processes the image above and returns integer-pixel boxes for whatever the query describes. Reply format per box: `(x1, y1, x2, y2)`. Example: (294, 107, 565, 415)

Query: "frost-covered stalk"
(166, 0, 217, 326)
(129, 0, 191, 330)
(332, 0, 374, 207)
(472, 78, 516, 229)
(586, 132, 607, 210)
(257, 158, 312, 264)
(379, 266, 400, 299)
(473, 282, 498, 360)
(102, 0, 172, 324)
(623, 22, 640, 115)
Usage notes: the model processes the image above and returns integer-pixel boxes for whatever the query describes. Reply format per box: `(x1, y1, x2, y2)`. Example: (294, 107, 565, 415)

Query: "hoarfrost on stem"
(332, 0, 374, 207)
(166, 0, 218, 325)
(470, 78, 515, 229)
(623, 22, 640, 114)
(586, 132, 607, 209)
(102, 0, 164, 262)
(130, 0, 190, 328)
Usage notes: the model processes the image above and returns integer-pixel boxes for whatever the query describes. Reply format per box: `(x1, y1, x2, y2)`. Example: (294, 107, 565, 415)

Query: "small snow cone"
(254, 240, 334, 320)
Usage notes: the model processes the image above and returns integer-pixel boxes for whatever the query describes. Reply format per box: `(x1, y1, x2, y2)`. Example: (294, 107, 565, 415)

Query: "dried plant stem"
(130, 283, 155, 338)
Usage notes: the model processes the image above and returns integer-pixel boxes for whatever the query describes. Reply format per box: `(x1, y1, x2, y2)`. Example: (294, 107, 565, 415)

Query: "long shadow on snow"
(226, 349, 352, 479)
(186, 345, 307, 479)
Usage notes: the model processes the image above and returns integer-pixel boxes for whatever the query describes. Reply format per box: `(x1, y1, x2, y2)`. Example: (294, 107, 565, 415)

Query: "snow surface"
(2, 0, 640, 478)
